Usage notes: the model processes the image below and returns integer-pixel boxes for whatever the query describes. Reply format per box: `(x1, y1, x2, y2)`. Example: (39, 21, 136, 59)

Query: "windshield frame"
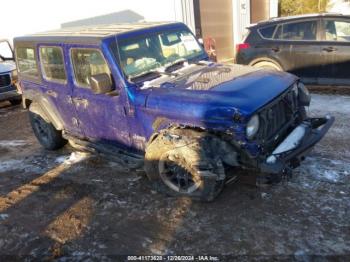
(107, 23, 208, 85)
(0, 39, 14, 61)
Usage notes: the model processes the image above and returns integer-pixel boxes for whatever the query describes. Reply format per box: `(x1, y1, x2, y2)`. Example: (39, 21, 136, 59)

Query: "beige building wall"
(250, 0, 270, 23)
(199, 0, 234, 62)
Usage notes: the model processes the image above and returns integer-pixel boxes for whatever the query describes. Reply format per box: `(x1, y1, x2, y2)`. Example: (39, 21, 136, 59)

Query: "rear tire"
(144, 130, 225, 202)
(251, 60, 282, 71)
(9, 98, 22, 106)
(29, 111, 67, 150)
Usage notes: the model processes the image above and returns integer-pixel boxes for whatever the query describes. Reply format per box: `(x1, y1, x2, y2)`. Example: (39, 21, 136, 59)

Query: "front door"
(37, 44, 80, 135)
(68, 46, 130, 148)
(319, 18, 350, 85)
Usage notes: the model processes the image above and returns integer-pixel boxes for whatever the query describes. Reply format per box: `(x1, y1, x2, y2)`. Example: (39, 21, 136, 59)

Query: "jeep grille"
(0, 74, 11, 88)
(256, 89, 298, 143)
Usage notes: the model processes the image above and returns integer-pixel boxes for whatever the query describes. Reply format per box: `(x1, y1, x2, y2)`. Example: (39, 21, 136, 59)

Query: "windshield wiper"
(164, 58, 187, 73)
(129, 69, 178, 83)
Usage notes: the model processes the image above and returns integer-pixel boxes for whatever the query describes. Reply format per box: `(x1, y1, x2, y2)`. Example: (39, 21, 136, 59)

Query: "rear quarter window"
(274, 21, 317, 41)
(258, 25, 277, 39)
(16, 47, 39, 78)
(39, 46, 67, 83)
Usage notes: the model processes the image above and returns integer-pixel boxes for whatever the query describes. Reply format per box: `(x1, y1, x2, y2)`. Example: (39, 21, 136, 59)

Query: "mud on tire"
(144, 128, 225, 202)
(29, 111, 67, 150)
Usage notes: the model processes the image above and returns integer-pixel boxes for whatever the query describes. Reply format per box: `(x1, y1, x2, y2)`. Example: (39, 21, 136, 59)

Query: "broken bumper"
(259, 116, 335, 174)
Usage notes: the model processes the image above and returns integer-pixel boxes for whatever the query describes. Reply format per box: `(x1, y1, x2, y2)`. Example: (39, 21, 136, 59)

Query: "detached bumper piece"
(260, 116, 335, 174)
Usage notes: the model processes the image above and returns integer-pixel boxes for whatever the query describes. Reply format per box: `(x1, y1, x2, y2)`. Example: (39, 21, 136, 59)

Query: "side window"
(324, 20, 350, 42)
(39, 46, 67, 83)
(275, 21, 317, 41)
(16, 47, 39, 77)
(71, 48, 111, 88)
(258, 25, 277, 39)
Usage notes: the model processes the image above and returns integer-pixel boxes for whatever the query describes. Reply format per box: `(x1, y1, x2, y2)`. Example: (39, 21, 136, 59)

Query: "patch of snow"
(55, 152, 90, 165)
(0, 159, 43, 173)
(128, 176, 142, 182)
(55, 155, 69, 164)
(310, 94, 350, 114)
(0, 140, 28, 147)
(299, 156, 349, 185)
(323, 170, 340, 183)
(91, 179, 103, 183)
(0, 214, 9, 220)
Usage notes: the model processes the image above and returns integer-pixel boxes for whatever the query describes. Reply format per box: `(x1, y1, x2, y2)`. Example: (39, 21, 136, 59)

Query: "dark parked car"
(14, 22, 333, 201)
(0, 39, 21, 105)
(236, 13, 350, 86)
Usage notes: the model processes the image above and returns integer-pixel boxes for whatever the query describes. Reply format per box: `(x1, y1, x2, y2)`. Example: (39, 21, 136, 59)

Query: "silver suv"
(0, 39, 21, 105)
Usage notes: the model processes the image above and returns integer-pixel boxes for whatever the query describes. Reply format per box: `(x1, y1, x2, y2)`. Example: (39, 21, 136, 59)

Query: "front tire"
(144, 130, 225, 202)
(29, 111, 67, 150)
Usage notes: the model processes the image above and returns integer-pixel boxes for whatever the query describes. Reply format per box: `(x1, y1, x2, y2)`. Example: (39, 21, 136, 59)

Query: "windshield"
(111, 28, 206, 80)
(0, 40, 13, 61)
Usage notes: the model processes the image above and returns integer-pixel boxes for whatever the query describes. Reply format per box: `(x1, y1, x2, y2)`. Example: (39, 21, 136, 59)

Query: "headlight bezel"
(297, 81, 311, 106)
(246, 114, 260, 139)
(292, 82, 299, 97)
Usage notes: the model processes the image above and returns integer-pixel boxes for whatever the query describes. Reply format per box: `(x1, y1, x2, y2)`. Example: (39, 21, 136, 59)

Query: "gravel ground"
(0, 93, 349, 260)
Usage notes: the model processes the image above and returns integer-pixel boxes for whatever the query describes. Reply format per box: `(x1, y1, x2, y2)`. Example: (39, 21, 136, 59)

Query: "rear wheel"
(9, 98, 22, 106)
(144, 131, 225, 202)
(29, 111, 67, 150)
(251, 60, 282, 71)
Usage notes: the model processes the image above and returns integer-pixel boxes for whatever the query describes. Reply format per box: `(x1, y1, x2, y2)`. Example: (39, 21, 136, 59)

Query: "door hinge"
(72, 117, 79, 126)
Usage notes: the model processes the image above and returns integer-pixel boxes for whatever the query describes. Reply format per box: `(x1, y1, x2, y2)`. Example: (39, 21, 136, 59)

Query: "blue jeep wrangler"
(14, 22, 334, 201)
(0, 39, 21, 105)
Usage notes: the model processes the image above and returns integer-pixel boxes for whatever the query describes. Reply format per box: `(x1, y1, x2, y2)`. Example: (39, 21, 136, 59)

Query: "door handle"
(46, 90, 58, 98)
(271, 47, 280, 52)
(72, 97, 89, 107)
(322, 47, 337, 52)
(72, 97, 86, 102)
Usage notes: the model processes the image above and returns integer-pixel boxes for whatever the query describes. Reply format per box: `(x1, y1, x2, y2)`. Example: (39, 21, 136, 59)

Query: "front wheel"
(29, 111, 67, 150)
(144, 132, 225, 202)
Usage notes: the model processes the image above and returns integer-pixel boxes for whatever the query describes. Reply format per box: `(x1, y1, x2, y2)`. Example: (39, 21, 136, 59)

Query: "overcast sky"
(1, 0, 177, 41)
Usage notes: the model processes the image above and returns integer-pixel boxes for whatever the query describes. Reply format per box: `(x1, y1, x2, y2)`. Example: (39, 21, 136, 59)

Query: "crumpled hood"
(144, 65, 298, 119)
(0, 61, 16, 73)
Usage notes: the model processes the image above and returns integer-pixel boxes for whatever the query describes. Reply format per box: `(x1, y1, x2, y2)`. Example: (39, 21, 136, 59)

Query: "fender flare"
(147, 126, 239, 170)
(24, 90, 64, 130)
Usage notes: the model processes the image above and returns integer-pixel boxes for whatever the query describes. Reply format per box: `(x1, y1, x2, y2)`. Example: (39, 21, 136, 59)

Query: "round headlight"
(246, 115, 260, 139)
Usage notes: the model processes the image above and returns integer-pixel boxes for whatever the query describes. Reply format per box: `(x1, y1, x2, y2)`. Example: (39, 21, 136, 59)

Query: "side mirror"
(0, 40, 14, 61)
(89, 73, 114, 94)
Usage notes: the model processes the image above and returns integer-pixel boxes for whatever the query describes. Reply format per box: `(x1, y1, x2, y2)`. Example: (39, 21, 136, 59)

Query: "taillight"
(236, 43, 250, 53)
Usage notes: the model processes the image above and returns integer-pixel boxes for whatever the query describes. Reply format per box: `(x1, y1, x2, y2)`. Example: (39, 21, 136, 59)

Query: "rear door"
(273, 19, 323, 83)
(37, 44, 80, 135)
(319, 18, 350, 85)
(255, 24, 295, 71)
(68, 46, 131, 147)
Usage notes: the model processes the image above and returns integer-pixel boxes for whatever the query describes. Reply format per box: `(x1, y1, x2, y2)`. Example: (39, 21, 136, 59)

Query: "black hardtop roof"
(14, 21, 182, 44)
(250, 13, 350, 28)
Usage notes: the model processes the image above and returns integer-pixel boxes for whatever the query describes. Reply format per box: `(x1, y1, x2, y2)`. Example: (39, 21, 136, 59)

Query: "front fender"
(25, 90, 64, 130)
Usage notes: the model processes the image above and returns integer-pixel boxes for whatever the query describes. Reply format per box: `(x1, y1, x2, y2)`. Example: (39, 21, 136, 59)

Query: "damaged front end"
(226, 82, 334, 176)
(260, 116, 334, 174)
